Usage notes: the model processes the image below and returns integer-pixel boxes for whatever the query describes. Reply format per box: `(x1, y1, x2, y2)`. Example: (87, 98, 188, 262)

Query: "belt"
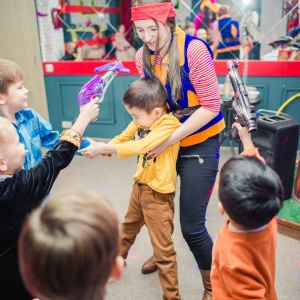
(172, 105, 200, 120)
(222, 37, 240, 43)
(135, 180, 148, 186)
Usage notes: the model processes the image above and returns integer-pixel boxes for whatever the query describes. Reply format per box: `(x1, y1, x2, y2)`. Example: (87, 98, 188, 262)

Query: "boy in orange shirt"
(211, 123, 284, 299)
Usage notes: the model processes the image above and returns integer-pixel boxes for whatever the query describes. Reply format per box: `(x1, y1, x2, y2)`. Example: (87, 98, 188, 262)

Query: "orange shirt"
(211, 218, 278, 300)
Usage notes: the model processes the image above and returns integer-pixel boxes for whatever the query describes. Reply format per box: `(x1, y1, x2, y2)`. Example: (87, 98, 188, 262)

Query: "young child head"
(0, 58, 23, 95)
(183, 21, 196, 35)
(0, 118, 26, 174)
(196, 28, 208, 40)
(0, 59, 28, 114)
(123, 77, 168, 129)
(218, 156, 284, 229)
(18, 188, 122, 300)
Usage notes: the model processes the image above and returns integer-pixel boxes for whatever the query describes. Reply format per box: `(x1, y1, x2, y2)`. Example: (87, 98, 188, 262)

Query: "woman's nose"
(144, 31, 153, 42)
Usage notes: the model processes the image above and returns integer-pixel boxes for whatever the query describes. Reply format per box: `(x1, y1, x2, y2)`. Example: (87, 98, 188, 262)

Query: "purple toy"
(77, 61, 130, 106)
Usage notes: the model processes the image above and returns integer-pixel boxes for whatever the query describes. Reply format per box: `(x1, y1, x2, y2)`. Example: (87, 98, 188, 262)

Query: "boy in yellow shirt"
(80, 77, 182, 300)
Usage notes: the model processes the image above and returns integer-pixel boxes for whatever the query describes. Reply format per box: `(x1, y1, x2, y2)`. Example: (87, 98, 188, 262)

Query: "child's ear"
(153, 107, 164, 117)
(0, 94, 6, 104)
(109, 256, 123, 282)
(0, 159, 8, 172)
(218, 201, 226, 215)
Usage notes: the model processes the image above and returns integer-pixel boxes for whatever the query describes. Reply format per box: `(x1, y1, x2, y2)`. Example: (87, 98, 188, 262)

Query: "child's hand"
(78, 138, 105, 159)
(79, 97, 100, 122)
(232, 122, 254, 150)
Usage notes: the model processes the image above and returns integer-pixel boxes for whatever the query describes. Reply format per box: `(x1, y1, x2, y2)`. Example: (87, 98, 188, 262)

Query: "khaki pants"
(120, 182, 181, 300)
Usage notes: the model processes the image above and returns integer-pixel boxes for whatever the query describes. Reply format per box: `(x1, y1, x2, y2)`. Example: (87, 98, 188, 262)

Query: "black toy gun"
(223, 60, 258, 140)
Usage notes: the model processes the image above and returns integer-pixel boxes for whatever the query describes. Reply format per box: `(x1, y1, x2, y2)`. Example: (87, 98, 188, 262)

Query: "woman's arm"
(164, 108, 218, 145)
(148, 108, 218, 156)
(149, 40, 221, 156)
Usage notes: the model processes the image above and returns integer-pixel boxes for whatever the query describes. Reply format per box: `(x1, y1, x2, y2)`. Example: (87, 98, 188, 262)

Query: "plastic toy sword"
(77, 61, 130, 106)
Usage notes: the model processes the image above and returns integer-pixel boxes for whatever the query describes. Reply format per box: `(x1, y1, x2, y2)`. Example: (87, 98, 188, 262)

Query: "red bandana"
(131, 3, 176, 25)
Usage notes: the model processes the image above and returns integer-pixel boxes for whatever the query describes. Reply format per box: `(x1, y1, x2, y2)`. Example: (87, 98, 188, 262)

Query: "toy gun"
(223, 60, 257, 140)
(76, 61, 130, 154)
(77, 61, 130, 106)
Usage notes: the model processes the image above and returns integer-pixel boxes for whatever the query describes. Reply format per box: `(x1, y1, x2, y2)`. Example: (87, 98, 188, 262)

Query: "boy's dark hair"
(123, 77, 167, 114)
(219, 156, 284, 228)
(91, 24, 100, 33)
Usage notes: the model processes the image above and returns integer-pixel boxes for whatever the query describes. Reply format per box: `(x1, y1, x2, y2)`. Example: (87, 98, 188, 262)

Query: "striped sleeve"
(187, 40, 221, 112)
(135, 48, 145, 78)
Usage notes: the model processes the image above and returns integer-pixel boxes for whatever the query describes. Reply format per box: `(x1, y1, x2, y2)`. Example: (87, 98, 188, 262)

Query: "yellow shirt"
(109, 113, 181, 193)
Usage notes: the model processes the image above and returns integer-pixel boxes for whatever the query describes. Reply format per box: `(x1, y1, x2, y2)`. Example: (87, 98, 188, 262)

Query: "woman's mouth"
(146, 41, 155, 48)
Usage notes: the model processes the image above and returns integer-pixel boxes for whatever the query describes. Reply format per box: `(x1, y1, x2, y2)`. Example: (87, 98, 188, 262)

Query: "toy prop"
(77, 61, 130, 106)
(223, 60, 258, 140)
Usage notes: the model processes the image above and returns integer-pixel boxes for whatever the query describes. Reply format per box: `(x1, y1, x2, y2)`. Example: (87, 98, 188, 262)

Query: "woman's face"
(134, 19, 171, 55)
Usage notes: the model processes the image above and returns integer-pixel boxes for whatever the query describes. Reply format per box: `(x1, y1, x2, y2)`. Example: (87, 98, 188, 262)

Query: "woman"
(131, 1, 225, 299)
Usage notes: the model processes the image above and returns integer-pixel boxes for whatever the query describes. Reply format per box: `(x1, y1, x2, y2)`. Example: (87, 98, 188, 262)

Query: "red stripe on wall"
(60, 4, 121, 14)
(42, 61, 300, 77)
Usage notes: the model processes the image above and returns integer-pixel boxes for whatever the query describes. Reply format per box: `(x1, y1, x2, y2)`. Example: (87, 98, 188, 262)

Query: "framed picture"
(173, 0, 181, 11)
(78, 0, 97, 16)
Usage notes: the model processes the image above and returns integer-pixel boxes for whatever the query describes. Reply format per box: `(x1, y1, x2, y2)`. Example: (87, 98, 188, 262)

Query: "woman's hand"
(147, 139, 170, 158)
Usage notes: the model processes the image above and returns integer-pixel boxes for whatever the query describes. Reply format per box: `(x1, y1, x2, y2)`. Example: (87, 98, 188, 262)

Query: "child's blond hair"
(19, 188, 120, 300)
(0, 59, 23, 94)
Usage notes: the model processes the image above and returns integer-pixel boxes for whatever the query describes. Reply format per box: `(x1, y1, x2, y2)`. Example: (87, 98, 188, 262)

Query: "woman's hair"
(0, 59, 23, 95)
(219, 156, 284, 229)
(123, 77, 167, 113)
(131, 0, 182, 104)
(18, 189, 120, 300)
